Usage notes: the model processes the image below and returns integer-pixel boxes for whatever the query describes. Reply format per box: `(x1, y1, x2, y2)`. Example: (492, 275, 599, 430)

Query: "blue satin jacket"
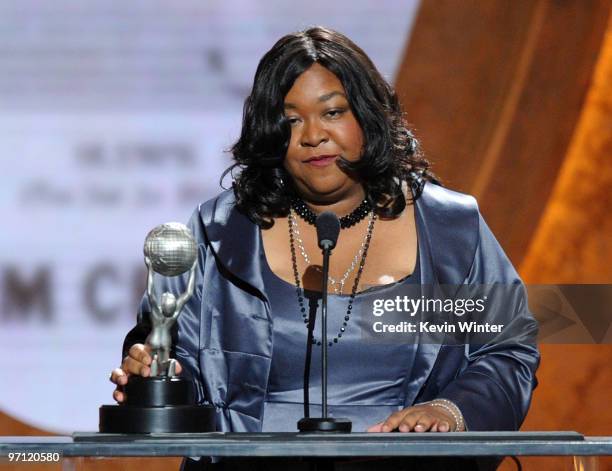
(125, 182, 539, 432)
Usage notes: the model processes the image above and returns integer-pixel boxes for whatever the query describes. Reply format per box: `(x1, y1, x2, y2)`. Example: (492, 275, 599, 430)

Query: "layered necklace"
(290, 211, 374, 295)
(288, 198, 376, 346)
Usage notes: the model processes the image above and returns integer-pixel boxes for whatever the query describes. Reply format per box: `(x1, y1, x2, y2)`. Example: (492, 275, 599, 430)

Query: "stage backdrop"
(0, 0, 421, 433)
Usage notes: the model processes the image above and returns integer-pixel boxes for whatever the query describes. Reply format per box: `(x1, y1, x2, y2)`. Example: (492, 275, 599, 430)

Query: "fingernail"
(399, 424, 409, 432)
(440, 422, 449, 432)
(382, 425, 390, 432)
(415, 424, 425, 432)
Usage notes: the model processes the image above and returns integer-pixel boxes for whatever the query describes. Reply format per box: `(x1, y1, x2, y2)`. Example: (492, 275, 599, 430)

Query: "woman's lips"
(304, 155, 338, 167)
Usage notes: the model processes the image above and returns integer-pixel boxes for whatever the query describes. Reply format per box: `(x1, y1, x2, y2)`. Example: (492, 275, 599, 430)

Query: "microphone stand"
(303, 295, 316, 419)
(298, 235, 352, 433)
(321, 244, 330, 418)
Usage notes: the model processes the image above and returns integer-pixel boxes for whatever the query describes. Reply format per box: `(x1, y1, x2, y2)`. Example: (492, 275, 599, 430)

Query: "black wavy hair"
(224, 26, 436, 228)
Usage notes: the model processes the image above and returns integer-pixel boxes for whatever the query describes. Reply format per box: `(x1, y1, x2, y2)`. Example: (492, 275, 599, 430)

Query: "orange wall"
(396, 2, 612, 469)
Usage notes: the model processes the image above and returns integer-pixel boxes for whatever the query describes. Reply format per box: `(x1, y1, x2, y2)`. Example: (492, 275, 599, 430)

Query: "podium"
(1, 432, 611, 470)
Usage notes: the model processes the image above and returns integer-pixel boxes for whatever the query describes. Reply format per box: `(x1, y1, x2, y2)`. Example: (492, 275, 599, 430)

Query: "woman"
(111, 26, 539, 467)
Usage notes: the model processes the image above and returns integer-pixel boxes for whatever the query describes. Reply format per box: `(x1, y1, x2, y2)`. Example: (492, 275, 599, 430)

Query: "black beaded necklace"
(288, 209, 376, 346)
(291, 197, 372, 229)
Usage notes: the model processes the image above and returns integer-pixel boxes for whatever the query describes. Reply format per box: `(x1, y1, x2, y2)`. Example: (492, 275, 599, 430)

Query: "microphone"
(298, 212, 351, 433)
(316, 211, 340, 251)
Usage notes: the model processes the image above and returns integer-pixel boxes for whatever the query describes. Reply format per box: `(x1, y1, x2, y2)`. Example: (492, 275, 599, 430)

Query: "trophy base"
(99, 375, 216, 433)
(297, 417, 352, 433)
(99, 404, 216, 433)
(124, 376, 193, 407)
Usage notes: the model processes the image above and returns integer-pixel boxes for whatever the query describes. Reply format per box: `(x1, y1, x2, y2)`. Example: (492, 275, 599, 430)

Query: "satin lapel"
(416, 183, 479, 284)
(197, 190, 271, 431)
(198, 190, 268, 302)
(403, 191, 441, 406)
(403, 183, 479, 406)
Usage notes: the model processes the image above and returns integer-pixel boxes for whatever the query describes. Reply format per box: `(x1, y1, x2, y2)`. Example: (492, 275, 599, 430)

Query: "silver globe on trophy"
(99, 223, 215, 433)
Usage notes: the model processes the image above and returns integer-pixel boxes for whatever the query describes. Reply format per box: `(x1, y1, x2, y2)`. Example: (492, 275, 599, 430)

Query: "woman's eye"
(286, 117, 300, 125)
(326, 108, 346, 118)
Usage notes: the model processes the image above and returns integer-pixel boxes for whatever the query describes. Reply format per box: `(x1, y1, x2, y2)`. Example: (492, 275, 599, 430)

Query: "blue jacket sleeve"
(437, 213, 540, 431)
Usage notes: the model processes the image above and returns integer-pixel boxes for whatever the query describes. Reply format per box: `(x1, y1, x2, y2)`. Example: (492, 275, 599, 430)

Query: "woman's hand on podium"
(366, 403, 459, 433)
(108, 343, 182, 403)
